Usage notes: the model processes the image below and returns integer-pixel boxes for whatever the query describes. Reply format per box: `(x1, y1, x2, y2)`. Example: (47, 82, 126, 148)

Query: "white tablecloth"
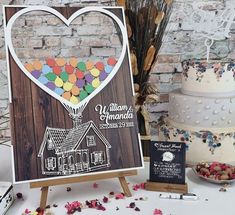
(0, 144, 234, 215)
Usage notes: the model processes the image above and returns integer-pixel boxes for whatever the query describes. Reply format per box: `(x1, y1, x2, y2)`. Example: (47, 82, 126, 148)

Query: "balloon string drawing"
(5, 6, 129, 176)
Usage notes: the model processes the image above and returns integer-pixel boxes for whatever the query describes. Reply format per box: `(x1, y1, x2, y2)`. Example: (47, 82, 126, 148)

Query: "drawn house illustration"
(38, 121, 111, 176)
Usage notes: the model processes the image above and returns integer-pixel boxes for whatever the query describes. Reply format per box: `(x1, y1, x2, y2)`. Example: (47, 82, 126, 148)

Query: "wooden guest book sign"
(4, 6, 143, 183)
(146, 141, 188, 193)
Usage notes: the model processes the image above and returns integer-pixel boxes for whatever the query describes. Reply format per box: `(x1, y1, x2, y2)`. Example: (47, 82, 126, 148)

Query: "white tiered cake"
(159, 60, 235, 165)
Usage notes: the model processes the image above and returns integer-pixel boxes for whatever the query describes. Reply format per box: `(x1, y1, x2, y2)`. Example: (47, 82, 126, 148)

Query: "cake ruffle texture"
(168, 89, 235, 132)
(181, 60, 235, 97)
(158, 116, 235, 164)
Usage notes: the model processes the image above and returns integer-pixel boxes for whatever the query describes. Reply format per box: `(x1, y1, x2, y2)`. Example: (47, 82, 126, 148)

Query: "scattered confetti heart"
(24, 57, 117, 105)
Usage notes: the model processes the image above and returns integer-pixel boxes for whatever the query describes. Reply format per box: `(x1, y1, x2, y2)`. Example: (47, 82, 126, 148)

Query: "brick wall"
(0, 0, 235, 142)
(12, 11, 121, 63)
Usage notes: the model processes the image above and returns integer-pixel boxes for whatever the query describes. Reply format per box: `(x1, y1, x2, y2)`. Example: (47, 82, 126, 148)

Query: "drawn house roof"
(38, 127, 70, 156)
(64, 120, 111, 152)
(38, 121, 111, 157)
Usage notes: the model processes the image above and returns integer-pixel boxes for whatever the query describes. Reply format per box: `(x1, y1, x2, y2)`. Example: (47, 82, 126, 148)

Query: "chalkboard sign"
(149, 141, 186, 184)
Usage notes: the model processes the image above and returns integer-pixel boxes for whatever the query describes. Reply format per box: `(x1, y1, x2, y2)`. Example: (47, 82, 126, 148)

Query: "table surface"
(0, 144, 234, 215)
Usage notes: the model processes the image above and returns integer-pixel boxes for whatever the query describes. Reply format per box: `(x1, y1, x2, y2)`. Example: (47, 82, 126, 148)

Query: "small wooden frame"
(30, 170, 137, 209)
(145, 180, 188, 194)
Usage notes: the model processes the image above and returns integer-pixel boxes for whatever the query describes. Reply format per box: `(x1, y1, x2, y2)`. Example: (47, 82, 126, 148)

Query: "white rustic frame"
(3, 5, 144, 184)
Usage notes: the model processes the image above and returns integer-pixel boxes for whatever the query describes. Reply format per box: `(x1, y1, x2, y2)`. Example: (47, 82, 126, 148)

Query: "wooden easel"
(30, 170, 137, 209)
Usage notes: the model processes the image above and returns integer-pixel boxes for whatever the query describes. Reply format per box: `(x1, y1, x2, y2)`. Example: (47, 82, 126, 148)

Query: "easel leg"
(118, 177, 132, 197)
(40, 186, 49, 209)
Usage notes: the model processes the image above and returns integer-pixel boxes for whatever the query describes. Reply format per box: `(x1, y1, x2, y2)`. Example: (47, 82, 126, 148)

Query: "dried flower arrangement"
(117, 0, 173, 106)
(116, 0, 173, 153)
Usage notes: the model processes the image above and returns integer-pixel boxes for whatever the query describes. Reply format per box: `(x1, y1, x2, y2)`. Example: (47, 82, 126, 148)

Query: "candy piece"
(105, 65, 113, 73)
(55, 77, 64, 87)
(90, 68, 100, 77)
(42, 65, 52, 74)
(55, 58, 66, 67)
(79, 90, 88, 100)
(46, 58, 56, 67)
(77, 62, 86, 71)
(76, 79, 85, 88)
(70, 57, 78, 68)
(62, 92, 71, 101)
(70, 95, 79, 104)
(95, 62, 104, 71)
(69, 74, 77, 84)
(99, 71, 108, 81)
(54, 87, 64, 95)
(85, 74, 93, 83)
(86, 60, 94, 70)
(60, 72, 69, 82)
(71, 85, 80, 96)
(46, 82, 56, 90)
(63, 82, 73, 91)
(33, 60, 42, 70)
(25, 63, 34, 72)
(65, 65, 74, 74)
(92, 78, 100, 88)
(31, 70, 41, 79)
(76, 70, 84, 79)
(38, 76, 48, 85)
(107, 57, 117, 66)
(46, 72, 57, 81)
(85, 84, 94, 94)
(53, 66, 62, 75)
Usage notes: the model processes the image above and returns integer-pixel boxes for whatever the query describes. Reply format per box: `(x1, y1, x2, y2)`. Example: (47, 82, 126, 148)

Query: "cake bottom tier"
(158, 117, 235, 165)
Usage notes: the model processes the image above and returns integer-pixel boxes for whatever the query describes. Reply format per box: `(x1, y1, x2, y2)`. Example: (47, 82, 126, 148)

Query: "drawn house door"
(81, 149, 89, 171)
(75, 149, 89, 172)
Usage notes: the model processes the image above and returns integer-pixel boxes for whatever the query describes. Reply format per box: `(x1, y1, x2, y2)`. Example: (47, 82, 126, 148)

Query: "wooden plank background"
(6, 7, 142, 182)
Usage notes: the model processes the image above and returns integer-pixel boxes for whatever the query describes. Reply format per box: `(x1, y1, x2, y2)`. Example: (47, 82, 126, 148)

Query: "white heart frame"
(4, 6, 128, 112)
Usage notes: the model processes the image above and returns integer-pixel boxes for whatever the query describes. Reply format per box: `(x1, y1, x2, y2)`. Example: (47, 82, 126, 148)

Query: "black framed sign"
(149, 141, 186, 184)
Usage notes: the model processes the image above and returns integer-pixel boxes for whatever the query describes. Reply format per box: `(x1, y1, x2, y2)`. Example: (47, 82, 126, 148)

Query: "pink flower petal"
(115, 193, 125, 199)
(154, 208, 163, 215)
(93, 183, 98, 188)
(133, 183, 146, 191)
(140, 183, 146, 189)
(103, 196, 109, 203)
(97, 204, 106, 211)
(24, 209, 31, 214)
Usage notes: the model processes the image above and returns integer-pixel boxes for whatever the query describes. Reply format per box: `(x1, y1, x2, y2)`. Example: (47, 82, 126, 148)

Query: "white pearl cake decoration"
(159, 60, 235, 164)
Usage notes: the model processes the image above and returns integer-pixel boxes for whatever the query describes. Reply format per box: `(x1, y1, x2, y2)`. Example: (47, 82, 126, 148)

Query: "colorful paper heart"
(5, 6, 128, 110)
(23, 57, 117, 105)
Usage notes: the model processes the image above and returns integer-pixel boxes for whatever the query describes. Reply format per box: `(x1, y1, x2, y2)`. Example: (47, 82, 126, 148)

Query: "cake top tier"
(181, 60, 235, 97)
